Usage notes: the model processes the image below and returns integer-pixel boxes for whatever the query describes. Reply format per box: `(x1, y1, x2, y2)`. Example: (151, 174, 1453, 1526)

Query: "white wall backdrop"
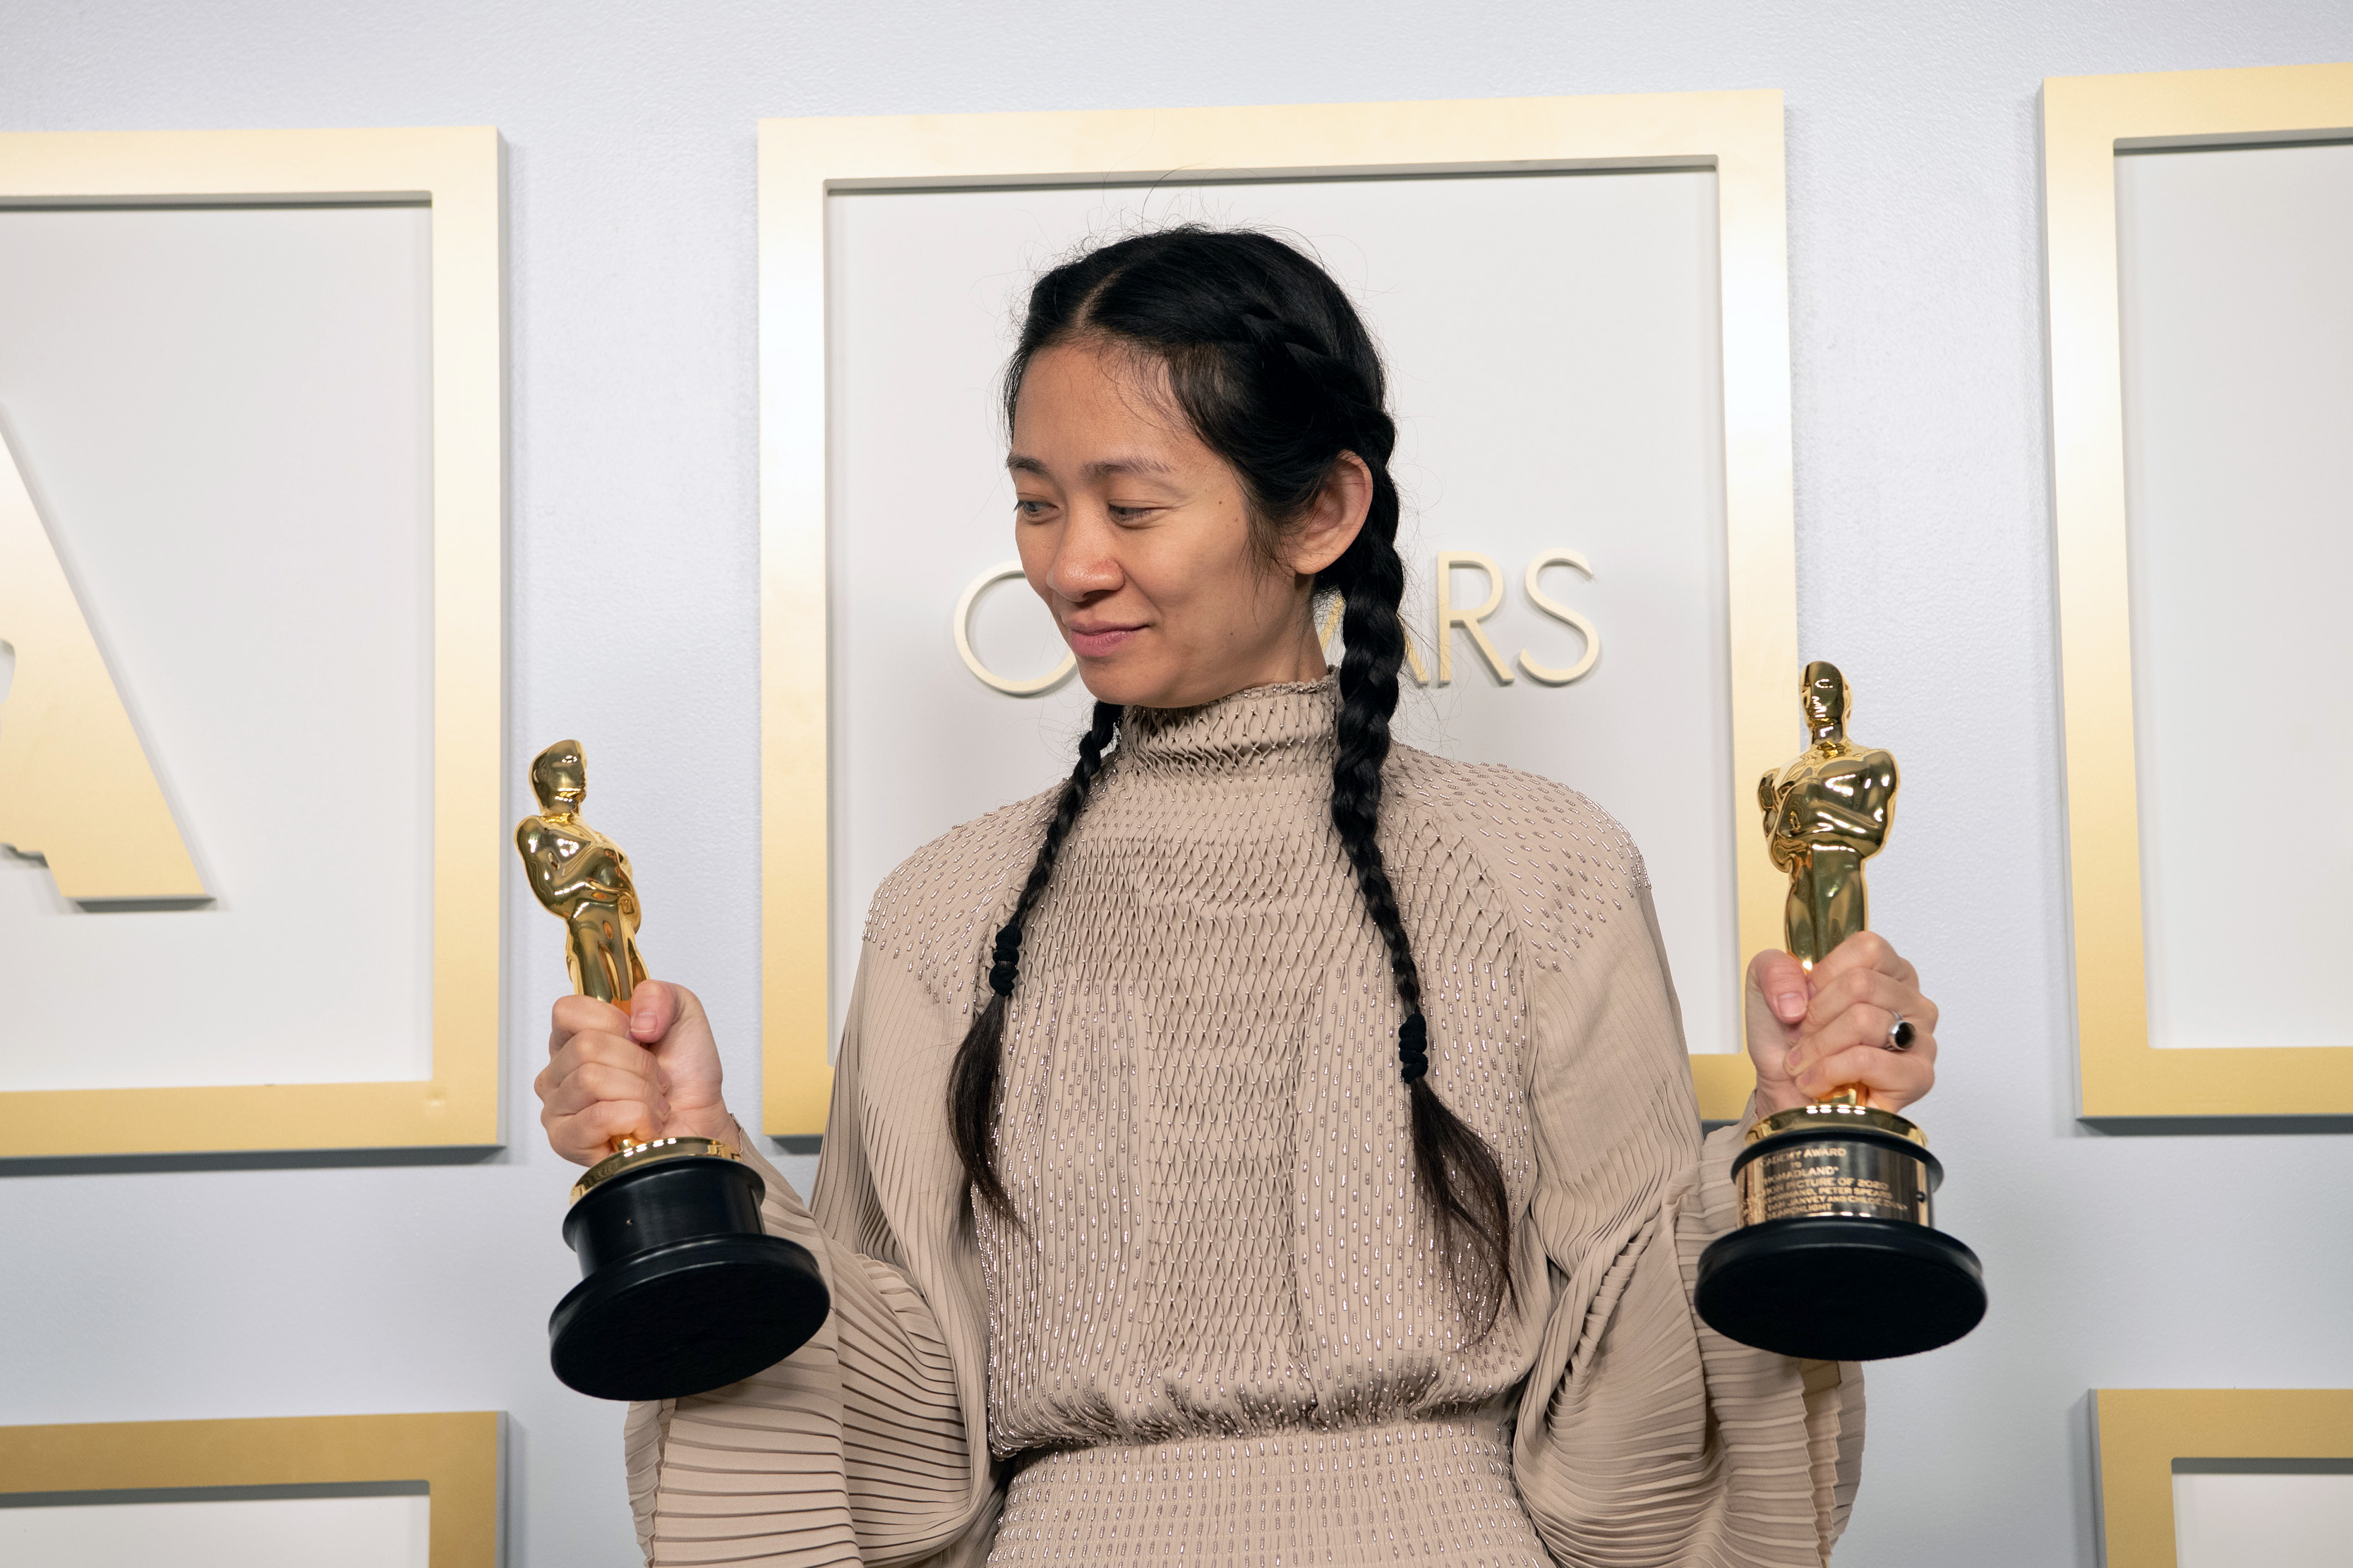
(2171, 1470, 2353, 1568)
(0, 1493, 432, 1568)
(0, 203, 436, 1091)
(2117, 140, 2353, 1056)
(3, 4, 2351, 1566)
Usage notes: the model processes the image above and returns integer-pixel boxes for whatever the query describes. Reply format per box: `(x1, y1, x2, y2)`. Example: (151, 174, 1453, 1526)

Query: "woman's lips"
(1066, 624, 1141, 658)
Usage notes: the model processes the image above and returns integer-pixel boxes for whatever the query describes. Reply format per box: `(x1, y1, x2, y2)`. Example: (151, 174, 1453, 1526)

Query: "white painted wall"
(3, 4, 2351, 1566)
(0, 1493, 431, 1567)
(0, 203, 436, 1090)
(2172, 1470, 2353, 1568)
(2117, 140, 2353, 1054)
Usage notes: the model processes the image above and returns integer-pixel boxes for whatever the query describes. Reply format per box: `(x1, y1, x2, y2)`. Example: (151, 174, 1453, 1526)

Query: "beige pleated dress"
(624, 680, 1864, 1567)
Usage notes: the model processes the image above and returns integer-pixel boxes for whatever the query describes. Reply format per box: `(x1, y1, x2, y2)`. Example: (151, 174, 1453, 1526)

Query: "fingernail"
(632, 1012, 656, 1037)
(1776, 991, 1806, 1021)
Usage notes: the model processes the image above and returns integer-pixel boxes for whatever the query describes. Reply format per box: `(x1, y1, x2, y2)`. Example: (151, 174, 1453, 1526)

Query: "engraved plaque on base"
(1696, 1101, 1983, 1361)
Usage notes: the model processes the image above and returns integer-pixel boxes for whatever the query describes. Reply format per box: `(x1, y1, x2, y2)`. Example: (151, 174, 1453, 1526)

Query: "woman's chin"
(1075, 664, 1169, 708)
(1073, 651, 1210, 711)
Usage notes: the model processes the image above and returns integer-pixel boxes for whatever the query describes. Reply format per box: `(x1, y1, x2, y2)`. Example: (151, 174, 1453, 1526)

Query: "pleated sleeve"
(623, 943, 1001, 1567)
(1509, 886, 1865, 1567)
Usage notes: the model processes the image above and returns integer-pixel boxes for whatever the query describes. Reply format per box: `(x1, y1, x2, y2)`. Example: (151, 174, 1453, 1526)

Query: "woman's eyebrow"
(1005, 454, 1177, 480)
(1084, 457, 1174, 479)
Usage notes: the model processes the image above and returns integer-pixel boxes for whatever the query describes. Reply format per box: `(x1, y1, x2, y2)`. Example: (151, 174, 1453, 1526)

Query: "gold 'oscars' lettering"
(953, 549, 1599, 699)
(1517, 549, 1602, 685)
(1434, 550, 1514, 686)
(954, 560, 1076, 696)
(0, 426, 207, 901)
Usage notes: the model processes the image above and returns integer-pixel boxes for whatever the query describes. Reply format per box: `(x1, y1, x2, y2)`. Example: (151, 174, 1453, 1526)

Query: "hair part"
(951, 225, 1512, 1331)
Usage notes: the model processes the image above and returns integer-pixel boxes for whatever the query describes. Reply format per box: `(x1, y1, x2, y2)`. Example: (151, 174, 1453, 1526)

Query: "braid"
(1236, 297, 1513, 1320)
(949, 700, 1121, 1219)
(954, 225, 1512, 1330)
(1330, 481, 1513, 1331)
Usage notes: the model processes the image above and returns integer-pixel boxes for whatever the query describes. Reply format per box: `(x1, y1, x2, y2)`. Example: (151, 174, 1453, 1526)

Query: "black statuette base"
(552, 1154, 831, 1401)
(1694, 1216, 1986, 1362)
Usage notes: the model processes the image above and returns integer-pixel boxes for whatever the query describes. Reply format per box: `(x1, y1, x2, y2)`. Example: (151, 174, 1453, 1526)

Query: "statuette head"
(531, 740, 588, 814)
(1802, 661, 1851, 738)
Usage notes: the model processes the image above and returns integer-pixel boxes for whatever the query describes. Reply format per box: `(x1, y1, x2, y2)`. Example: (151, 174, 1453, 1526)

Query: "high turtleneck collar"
(1117, 676, 1338, 778)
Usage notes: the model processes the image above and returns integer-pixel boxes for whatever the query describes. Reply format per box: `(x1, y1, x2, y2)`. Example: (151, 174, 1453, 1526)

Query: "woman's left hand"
(1744, 932, 1938, 1117)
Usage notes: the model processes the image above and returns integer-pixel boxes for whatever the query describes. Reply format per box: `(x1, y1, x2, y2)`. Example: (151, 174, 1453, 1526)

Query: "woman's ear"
(1284, 453, 1373, 578)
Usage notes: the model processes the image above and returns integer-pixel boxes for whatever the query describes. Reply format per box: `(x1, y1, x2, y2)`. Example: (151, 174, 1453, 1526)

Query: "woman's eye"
(1015, 499, 1052, 519)
(1108, 505, 1155, 523)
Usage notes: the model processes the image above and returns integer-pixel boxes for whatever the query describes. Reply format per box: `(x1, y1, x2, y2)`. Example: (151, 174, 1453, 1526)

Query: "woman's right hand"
(536, 979, 737, 1166)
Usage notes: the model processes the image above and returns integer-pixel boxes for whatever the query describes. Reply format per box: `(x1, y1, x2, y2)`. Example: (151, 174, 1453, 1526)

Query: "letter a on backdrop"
(0, 425, 207, 900)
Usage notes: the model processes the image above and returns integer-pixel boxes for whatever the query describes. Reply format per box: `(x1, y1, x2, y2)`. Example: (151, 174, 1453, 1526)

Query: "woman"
(538, 227, 1939, 1567)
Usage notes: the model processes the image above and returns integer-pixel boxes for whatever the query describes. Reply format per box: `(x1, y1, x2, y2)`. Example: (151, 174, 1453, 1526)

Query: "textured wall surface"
(4, 4, 2350, 1564)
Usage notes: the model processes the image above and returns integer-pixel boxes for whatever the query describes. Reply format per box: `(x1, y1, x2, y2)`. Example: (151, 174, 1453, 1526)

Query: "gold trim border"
(758, 93, 1800, 1131)
(2042, 65, 2353, 1117)
(0, 128, 505, 1154)
(0, 1411, 501, 1567)
(2093, 1389, 2353, 1567)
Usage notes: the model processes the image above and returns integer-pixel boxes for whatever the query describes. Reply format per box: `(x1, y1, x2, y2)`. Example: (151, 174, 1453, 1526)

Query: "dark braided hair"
(947, 696, 1120, 1217)
(946, 226, 1512, 1327)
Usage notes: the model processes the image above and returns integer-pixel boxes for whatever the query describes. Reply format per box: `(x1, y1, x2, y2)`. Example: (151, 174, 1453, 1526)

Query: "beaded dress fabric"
(623, 680, 1865, 1568)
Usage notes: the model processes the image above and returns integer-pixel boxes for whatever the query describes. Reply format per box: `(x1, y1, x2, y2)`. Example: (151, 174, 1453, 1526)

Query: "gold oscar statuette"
(522, 740, 829, 1401)
(1692, 665, 1987, 1361)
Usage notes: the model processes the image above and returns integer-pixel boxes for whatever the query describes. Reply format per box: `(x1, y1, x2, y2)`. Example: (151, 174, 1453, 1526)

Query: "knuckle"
(576, 1062, 639, 1099)
(571, 1035, 636, 1071)
(586, 1101, 640, 1134)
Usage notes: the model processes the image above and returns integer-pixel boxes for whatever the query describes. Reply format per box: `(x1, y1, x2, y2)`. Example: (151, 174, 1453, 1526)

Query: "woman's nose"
(1047, 522, 1122, 601)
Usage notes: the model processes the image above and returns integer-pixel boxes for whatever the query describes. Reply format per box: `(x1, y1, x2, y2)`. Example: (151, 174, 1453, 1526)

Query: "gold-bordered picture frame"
(2042, 64, 2353, 1118)
(2093, 1388, 2353, 1567)
(0, 1411, 502, 1567)
(0, 128, 505, 1155)
(757, 92, 1803, 1133)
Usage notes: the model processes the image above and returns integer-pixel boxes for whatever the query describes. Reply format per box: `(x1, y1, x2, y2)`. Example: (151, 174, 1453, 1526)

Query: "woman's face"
(1007, 342, 1366, 710)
